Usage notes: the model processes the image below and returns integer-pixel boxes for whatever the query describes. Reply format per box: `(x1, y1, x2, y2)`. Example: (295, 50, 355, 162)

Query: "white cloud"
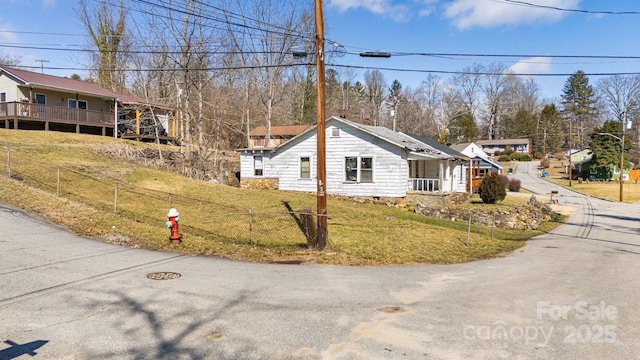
(42, 0, 56, 8)
(329, 0, 411, 22)
(509, 57, 553, 75)
(444, 0, 580, 30)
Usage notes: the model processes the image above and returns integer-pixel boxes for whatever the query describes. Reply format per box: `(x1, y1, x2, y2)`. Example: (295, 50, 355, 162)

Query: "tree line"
(4, 0, 640, 176)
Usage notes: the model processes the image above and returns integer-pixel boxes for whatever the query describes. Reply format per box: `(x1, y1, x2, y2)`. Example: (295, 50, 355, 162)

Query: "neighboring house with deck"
(236, 116, 469, 198)
(0, 66, 175, 141)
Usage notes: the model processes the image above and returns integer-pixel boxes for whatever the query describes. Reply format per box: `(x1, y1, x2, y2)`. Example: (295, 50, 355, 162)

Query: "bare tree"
(76, 0, 129, 92)
(223, 0, 314, 145)
(363, 69, 386, 126)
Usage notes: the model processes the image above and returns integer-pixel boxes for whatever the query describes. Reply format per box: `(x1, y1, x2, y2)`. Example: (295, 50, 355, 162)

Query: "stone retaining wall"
(414, 195, 555, 230)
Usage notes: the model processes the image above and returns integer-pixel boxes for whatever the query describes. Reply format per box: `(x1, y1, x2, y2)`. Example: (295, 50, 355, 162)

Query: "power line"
(497, 0, 640, 15)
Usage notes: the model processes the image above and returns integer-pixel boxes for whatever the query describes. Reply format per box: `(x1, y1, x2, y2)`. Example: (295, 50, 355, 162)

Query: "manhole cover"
(146, 272, 181, 280)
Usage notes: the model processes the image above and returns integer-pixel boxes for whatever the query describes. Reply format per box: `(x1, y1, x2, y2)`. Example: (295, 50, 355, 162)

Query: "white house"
(451, 142, 504, 192)
(236, 117, 469, 198)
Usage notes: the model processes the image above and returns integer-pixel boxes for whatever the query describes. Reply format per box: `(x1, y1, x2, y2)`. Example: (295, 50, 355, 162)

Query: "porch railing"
(0, 102, 113, 125)
(407, 178, 440, 192)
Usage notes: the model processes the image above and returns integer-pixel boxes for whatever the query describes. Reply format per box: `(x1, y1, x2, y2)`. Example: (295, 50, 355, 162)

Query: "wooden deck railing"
(0, 102, 113, 125)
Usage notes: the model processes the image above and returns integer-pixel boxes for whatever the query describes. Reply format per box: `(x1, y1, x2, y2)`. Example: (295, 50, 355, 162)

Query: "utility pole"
(35, 60, 49, 73)
(315, 0, 328, 250)
(568, 120, 572, 187)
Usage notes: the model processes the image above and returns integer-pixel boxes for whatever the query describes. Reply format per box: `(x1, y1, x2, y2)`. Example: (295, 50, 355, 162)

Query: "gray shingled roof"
(333, 117, 452, 159)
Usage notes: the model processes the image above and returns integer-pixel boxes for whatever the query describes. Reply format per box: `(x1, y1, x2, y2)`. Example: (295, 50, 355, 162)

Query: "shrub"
(494, 150, 502, 157)
(519, 154, 532, 161)
(508, 178, 522, 192)
(500, 175, 510, 188)
(540, 158, 550, 168)
(504, 145, 514, 155)
(498, 154, 512, 162)
(478, 172, 507, 204)
(534, 151, 543, 160)
(511, 153, 521, 161)
(554, 152, 565, 160)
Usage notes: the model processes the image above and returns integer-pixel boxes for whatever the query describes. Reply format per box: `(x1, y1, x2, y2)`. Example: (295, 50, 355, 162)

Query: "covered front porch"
(407, 157, 450, 193)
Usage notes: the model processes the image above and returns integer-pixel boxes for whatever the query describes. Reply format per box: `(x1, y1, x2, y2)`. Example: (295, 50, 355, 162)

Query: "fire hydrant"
(165, 208, 182, 244)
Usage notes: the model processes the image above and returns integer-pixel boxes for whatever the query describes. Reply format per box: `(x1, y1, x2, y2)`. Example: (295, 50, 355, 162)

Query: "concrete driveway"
(2, 161, 640, 359)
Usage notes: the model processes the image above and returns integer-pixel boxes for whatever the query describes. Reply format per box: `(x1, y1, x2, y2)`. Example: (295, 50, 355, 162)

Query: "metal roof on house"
(249, 125, 312, 137)
(1, 66, 171, 109)
(1, 66, 117, 99)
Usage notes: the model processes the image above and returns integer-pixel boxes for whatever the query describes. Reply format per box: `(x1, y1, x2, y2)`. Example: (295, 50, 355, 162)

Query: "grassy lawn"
(544, 158, 640, 203)
(0, 129, 564, 265)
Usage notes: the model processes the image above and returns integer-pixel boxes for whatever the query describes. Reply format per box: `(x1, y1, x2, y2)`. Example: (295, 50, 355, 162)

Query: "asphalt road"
(2, 161, 640, 359)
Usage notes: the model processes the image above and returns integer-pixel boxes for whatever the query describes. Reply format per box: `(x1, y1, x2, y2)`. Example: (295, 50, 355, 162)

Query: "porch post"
(439, 160, 444, 193)
(114, 99, 118, 138)
(468, 159, 472, 193)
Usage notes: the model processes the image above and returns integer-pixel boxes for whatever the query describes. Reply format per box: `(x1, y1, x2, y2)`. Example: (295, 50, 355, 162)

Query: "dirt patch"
(549, 204, 575, 216)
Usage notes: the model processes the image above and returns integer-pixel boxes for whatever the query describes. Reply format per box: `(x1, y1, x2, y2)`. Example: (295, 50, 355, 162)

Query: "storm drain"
(146, 272, 181, 280)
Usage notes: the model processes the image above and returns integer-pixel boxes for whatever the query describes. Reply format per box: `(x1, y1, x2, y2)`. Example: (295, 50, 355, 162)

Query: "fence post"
(114, 184, 118, 214)
(249, 208, 254, 245)
(466, 215, 471, 246)
(491, 210, 495, 240)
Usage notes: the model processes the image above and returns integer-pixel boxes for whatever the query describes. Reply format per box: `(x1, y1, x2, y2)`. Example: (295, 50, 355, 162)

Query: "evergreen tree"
(591, 120, 631, 179)
(478, 172, 506, 204)
(561, 71, 598, 150)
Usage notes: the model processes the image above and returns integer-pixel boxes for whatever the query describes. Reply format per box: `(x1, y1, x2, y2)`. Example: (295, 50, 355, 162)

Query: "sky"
(1, 0, 640, 101)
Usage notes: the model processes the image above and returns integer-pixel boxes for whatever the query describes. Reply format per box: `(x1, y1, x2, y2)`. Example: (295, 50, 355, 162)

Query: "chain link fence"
(1, 147, 320, 248)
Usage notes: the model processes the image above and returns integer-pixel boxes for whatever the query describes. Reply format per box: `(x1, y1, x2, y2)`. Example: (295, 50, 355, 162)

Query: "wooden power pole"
(315, 0, 328, 250)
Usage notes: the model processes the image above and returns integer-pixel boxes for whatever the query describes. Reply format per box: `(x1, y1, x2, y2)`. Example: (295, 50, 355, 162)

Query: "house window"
(331, 128, 340, 137)
(300, 157, 311, 179)
(35, 93, 46, 104)
(360, 157, 373, 183)
(0, 92, 6, 102)
(254, 156, 263, 176)
(68, 99, 87, 109)
(345, 156, 373, 183)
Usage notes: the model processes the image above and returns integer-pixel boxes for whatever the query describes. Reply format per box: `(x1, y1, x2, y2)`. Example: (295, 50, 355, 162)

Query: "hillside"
(0, 129, 561, 265)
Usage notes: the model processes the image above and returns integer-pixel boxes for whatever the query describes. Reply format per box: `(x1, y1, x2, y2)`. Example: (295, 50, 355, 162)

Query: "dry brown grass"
(0, 129, 564, 265)
(545, 158, 640, 203)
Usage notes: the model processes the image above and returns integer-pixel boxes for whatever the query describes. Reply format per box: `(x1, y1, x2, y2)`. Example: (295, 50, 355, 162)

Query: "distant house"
(236, 116, 469, 198)
(248, 124, 311, 148)
(564, 149, 630, 181)
(0, 66, 175, 140)
(451, 142, 503, 193)
(476, 138, 531, 156)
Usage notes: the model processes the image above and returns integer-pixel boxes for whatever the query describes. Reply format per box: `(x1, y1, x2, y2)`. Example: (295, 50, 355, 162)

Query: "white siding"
(324, 123, 406, 197)
(270, 133, 318, 192)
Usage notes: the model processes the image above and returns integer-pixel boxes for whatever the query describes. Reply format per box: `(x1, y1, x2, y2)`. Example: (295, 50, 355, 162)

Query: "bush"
(504, 145, 514, 155)
(519, 154, 532, 161)
(508, 178, 522, 192)
(478, 172, 507, 204)
(554, 152, 565, 160)
(511, 153, 521, 161)
(500, 175, 510, 188)
(534, 151, 543, 160)
(498, 154, 512, 162)
(540, 158, 550, 168)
